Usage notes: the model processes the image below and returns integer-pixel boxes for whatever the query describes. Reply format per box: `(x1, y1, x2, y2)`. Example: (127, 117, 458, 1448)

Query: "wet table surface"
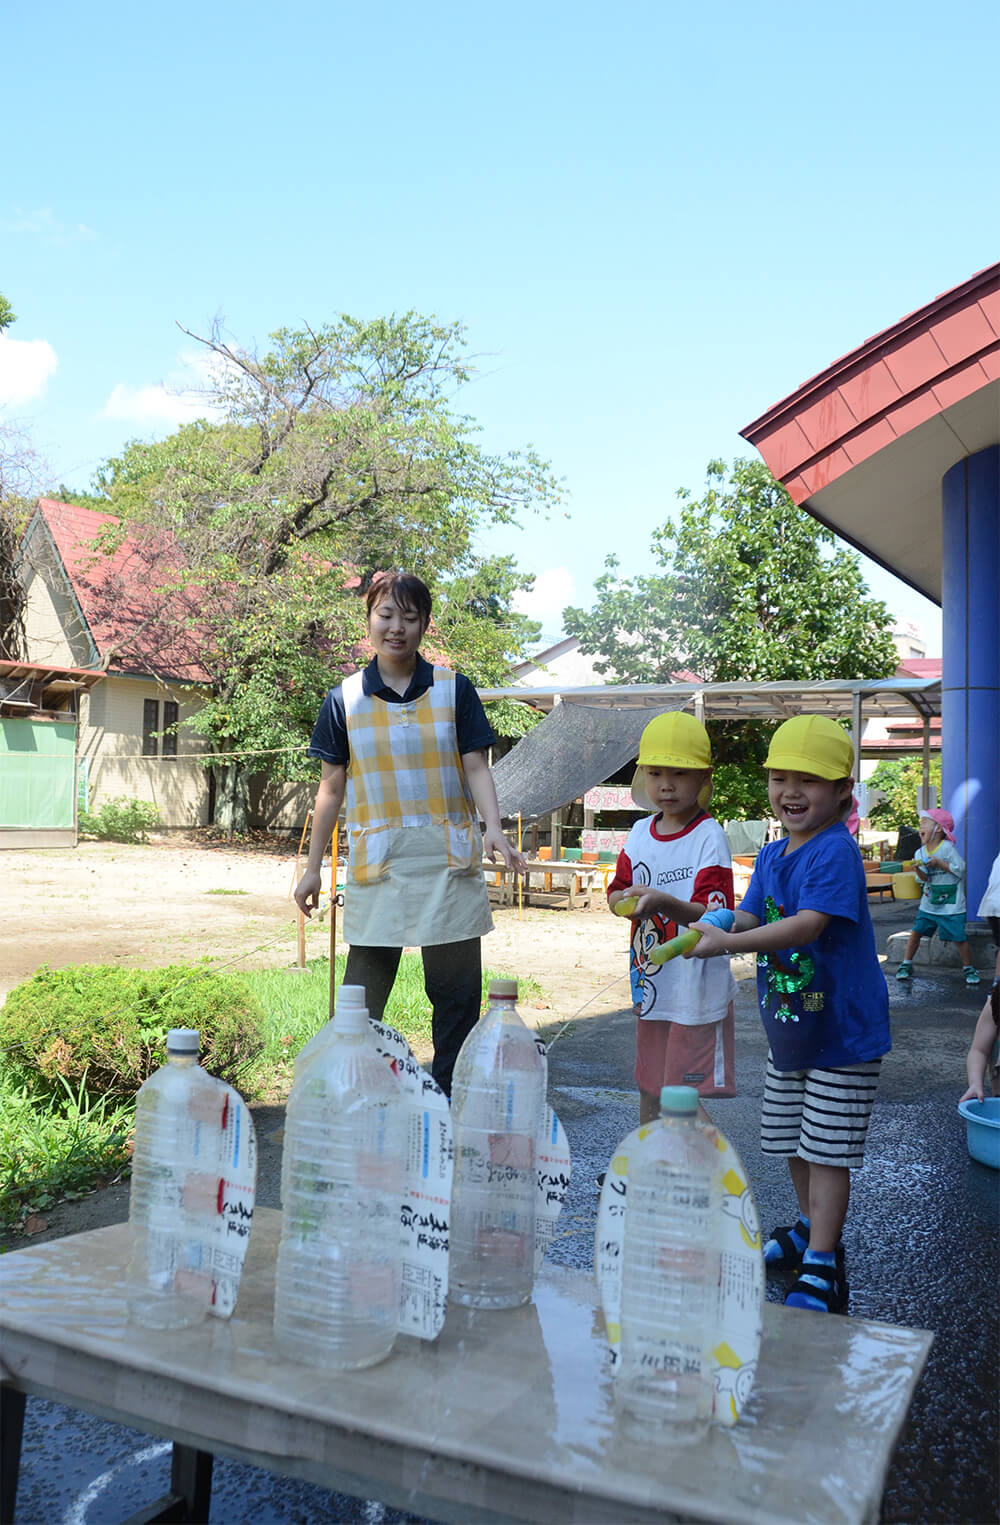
(0, 1208, 932, 1525)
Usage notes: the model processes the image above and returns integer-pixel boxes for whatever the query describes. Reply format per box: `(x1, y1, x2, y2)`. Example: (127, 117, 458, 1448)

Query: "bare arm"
(294, 762, 346, 916)
(689, 907, 830, 959)
(960, 999, 998, 1103)
(462, 749, 526, 872)
(632, 888, 710, 924)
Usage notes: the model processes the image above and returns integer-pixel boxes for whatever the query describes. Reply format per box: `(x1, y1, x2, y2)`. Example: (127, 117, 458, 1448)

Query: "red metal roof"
(740, 264, 1000, 601)
(35, 499, 213, 684)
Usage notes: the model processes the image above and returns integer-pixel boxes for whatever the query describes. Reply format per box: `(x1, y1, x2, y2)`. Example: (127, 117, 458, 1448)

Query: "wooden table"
(484, 859, 601, 910)
(0, 1209, 932, 1525)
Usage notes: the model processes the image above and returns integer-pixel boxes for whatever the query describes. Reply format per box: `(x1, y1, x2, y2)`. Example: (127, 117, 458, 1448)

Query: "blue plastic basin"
(957, 1096, 1000, 1169)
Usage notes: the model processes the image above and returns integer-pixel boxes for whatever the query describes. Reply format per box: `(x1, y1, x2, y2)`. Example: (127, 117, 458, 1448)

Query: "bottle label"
(370, 1019, 454, 1341)
(532, 1035, 572, 1274)
(207, 1083, 258, 1317)
(594, 1123, 763, 1427)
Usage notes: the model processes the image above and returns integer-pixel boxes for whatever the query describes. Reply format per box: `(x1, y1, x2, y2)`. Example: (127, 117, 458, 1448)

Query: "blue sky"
(5, 0, 1000, 654)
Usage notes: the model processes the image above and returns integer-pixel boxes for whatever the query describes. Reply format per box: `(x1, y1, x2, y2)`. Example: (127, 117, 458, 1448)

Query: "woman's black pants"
(343, 937, 482, 1097)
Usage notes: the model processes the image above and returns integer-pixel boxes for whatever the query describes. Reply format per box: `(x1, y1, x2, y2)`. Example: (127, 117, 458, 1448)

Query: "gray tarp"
(491, 699, 689, 822)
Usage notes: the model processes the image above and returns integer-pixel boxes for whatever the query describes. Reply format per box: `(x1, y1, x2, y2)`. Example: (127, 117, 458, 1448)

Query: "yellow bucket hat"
(764, 715, 854, 781)
(632, 711, 713, 811)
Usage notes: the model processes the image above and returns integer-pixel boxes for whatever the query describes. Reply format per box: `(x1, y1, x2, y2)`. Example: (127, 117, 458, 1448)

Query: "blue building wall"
(941, 445, 1000, 918)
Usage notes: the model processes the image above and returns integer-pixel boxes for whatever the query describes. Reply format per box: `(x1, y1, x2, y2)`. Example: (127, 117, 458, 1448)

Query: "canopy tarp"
(491, 699, 688, 822)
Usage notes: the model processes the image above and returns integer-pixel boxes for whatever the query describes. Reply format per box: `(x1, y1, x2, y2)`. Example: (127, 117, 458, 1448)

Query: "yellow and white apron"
(342, 668, 494, 948)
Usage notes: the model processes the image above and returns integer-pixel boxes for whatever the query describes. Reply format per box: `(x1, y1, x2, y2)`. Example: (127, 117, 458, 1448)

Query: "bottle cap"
(166, 1028, 200, 1053)
(659, 1085, 699, 1115)
(488, 978, 518, 1001)
(333, 983, 369, 1033)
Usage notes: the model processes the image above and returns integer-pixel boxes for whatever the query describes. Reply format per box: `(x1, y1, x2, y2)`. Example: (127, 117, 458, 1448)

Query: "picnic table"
(0, 1208, 932, 1525)
(483, 857, 602, 910)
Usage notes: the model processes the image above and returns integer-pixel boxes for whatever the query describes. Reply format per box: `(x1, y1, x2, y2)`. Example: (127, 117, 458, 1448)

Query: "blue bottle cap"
(659, 1085, 699, 1114)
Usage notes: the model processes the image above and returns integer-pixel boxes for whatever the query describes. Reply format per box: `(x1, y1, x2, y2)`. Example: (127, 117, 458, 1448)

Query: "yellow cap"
(637, 711, 711, 769)
(764, 715, 854, 780)
(631, 712, 712, 812)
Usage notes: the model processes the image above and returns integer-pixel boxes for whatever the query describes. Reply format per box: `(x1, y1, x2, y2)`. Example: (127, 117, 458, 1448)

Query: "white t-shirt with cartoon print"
(609, 810, 738, 1025)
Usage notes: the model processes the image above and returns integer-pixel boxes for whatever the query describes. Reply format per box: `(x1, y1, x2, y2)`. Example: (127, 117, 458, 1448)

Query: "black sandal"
(784, 1259, 849, 1314)
(763, 1218, 811, 1273)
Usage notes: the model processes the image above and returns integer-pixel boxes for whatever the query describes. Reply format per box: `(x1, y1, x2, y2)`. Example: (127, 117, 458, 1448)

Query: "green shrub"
(78, 796, 161, 843)
(0, 965, 266, 1103)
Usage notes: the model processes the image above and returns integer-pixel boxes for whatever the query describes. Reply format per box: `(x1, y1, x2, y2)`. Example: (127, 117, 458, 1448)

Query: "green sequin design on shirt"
(757, 895, 816, 1023)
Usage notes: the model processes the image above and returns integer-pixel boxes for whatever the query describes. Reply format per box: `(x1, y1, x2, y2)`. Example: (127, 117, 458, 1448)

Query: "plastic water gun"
(648, 908, 736, 964)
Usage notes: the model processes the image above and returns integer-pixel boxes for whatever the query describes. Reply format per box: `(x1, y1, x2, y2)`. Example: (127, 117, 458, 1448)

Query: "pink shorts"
(634, 1002, 736, 1098)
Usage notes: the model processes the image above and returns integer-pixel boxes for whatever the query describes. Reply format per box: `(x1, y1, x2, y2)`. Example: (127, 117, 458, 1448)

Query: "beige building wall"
(79, 679, 211, 827)
(21, 548, 96, 669)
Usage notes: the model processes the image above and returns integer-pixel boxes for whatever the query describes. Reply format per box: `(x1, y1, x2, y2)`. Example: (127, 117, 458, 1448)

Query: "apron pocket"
(348, 826, 391, 885)
(444, 820, 481, 875)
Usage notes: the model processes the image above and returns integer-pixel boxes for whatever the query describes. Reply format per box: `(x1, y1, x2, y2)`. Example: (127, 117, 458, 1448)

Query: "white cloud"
(0, 207, 97, 243)
(0, 334, 58, 406)
(513, 566, 576, 629)
(100, 349, 226, 428)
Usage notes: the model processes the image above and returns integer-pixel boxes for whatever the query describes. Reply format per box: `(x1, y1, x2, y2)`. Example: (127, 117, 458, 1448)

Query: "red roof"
(895, 657, 942, 680)
(34, 499, 213, 684)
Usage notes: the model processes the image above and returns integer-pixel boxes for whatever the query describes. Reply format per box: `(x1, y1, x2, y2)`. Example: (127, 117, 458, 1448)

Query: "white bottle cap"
(333, 984, 369, 1034)
(488, 979, 518, 1001)
(166, 1028, 200, 1053)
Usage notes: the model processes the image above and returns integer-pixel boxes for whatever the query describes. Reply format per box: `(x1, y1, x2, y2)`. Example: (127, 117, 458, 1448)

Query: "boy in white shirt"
(896, 808, 981, 987)
(606, 712, 737, 1125)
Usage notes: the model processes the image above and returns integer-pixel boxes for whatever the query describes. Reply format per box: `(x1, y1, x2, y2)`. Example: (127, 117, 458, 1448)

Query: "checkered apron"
(342, 668, 493, 947)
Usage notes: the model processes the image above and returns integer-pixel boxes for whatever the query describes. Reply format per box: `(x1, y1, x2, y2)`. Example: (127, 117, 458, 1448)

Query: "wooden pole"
(296, 909, 306, 969)
(517, 812, 523, 920)
(289, 809, 312, 898)
(329, 823, 339, 1018)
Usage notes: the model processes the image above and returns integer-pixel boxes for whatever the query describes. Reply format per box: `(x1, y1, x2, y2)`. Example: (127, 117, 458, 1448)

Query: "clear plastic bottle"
(449, 978, 546, 1309)
(617, 1085, 720, 1437)
(274, 987, 404, 1370)
(279, 985, 368, 1209)
(126, 1028, 221, 1330)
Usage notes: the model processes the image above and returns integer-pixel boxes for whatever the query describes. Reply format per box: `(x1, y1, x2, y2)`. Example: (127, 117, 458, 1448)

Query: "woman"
(294, 571, 524, 1094)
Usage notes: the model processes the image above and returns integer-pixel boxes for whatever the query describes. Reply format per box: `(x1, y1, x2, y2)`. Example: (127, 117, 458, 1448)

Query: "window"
(142, 699, 159, 757)
(162, 701, 179, 759)
(142, 698, 180, 759)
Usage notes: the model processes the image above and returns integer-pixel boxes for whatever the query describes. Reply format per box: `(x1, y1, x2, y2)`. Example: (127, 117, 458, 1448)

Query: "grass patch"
(0, 955, 542, 1232)
(240, 955, 539, 1101)
(0, 1071, 133, 1234)
(205, 887, 250, 895)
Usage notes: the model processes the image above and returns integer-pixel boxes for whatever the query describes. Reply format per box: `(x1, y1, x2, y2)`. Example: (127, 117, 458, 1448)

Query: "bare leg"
(805, 1162, 851, 1252)
(955, 940, 974, 965)
(787, 1155, 810, 1219)
(903, 931, 922, 961)
(639, 1088, 660, 1125)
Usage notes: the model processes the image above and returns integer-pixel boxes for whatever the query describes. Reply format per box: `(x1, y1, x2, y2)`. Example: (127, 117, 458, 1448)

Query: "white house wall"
(80, 678, 211, 827)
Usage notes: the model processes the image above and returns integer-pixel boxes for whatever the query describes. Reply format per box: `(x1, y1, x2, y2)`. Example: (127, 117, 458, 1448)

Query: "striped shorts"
(760, 1054, 882, 1168)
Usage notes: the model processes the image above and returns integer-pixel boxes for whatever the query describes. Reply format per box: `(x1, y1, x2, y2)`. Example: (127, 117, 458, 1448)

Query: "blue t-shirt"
(307, 654, 495, 765)
(740, 822, 890, 1071)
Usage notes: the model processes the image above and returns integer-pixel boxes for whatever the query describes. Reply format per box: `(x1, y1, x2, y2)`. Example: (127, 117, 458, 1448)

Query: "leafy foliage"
(83, 313, 556, 821)
(0, 1070, 133, 1233)
(1, 965, 266, 1102)
(78, 796, 161, 843)
(866, 756, 941, 833)
(564, 458, 898, 816)
(0, 291, 15, 332)
(565, 458, 899, 685)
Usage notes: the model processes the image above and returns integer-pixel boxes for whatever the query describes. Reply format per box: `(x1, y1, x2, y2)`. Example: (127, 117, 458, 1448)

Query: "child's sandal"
(784, 1259, 849, 1314)
(762, 1218, 810, 1272)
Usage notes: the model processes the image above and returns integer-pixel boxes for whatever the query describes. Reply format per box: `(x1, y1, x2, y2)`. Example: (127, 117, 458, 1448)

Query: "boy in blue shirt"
(689, 715, 890, 1314)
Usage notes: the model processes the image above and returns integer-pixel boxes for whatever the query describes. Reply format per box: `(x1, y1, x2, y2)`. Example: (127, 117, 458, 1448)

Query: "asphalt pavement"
(11, 900, 999, 1525)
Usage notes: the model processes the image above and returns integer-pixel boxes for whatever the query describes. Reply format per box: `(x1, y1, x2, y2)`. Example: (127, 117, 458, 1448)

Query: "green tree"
(88, 313, 557, 828)
(0, 292, 15, 332)
(866, 756, 941, 834)
(564, 458, 899, 821)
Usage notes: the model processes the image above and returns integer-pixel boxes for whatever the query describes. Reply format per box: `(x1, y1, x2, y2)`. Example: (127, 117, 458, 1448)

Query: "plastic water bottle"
(279, 985, 368, 1210)
(274, 986, 404, 1369)
(449, 978, 546, 1308)
(617, 1085, 720, 1437)
(126, 1028, 221, 1330)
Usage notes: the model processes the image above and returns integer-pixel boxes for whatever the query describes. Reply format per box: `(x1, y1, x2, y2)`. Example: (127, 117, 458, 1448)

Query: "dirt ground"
(0, 833, 632, 1248)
